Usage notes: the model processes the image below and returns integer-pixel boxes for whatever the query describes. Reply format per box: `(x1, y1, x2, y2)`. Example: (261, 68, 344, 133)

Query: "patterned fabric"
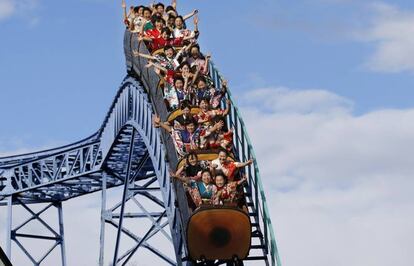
(221, 161, 238, 181)
(163, 85, 179, 110)
(170, 128, 202, 156)
(213, 181, 239, 205)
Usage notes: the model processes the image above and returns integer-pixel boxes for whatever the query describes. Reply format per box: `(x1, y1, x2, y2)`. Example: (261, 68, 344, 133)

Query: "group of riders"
(123, 0, 253, 210)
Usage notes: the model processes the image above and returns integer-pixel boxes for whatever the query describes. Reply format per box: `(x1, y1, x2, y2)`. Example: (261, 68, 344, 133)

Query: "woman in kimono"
(172, 169, 216, 207)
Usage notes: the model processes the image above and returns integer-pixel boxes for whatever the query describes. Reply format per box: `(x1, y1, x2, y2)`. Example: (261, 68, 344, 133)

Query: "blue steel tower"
(0, 19, 281, 266)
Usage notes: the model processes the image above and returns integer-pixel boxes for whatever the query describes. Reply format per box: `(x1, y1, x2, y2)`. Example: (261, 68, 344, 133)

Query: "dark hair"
(155, 3, 165, 9)
(133, 6, 140, 13)
(201, 169, 212, 177)
(183, 118, 197, 126)
(143, 7, 152, 14)
(174, 76, 184, 84)
(179, 62, 190, 69)
(180, 100, 191, 110)
(168, 14, 176, 21)
(199, 98, 210, 105)
(155, 17, 165, 24)
(191, 44, 200, 51)
(163, 44, 174, 52)
(215, 173, 227, 182)
(195, 76, 206, 85)
(175, 15, 184, 22)
(161, 27, 171, 35)
(218, 148, 228, 156)
(137, 5, 145, 10)
(185, 152, 198, 165)
(165, 5, 176, 13)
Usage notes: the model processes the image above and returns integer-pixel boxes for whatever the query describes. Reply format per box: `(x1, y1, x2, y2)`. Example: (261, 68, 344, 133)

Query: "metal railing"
(209, 63, 282, 266)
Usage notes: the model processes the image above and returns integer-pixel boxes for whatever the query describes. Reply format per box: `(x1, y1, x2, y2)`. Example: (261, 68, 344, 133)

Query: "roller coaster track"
(0, 30, 281, 265)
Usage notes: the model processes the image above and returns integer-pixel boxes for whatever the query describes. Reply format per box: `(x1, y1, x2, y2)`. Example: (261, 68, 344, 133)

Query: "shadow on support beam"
(0, 246, 13, 266)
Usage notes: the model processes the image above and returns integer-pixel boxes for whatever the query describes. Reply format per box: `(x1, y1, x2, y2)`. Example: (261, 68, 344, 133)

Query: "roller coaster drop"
(0, 5, 281, 266)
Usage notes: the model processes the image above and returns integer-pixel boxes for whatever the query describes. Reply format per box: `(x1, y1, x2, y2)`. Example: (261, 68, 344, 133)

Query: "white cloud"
(358, 3, 414, 73)
(2, 86, 414, 265)
(0, 0, 15, 20)
(0, 0, 39, 23)
(239, 87, 353, 114)
(240, 87, 414, 266)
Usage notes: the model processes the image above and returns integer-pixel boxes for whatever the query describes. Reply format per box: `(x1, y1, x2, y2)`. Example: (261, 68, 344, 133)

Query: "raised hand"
(153, 114, 161, 126)
(215, 120, 224, 130)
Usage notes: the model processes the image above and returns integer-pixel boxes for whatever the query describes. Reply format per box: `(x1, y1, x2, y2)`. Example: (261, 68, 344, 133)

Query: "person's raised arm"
(122, 0, 128, 23)
(236, 175, 248, 185)
(202, 53, 211, 73)
(138, 34, 153, 42)
(171, 0, 177, 10)
(146, 61, 168, 73)
(222, 99, 231, 116)
(153, 114, 172, 133)
(132, 51, 157, 60)
(220, 79, 228, 95)
(169, 169, 189, 184)
(150, 1, 157, 14)
(191, 65, 201, 84)
(235, 158, 254, 169)
(183, 9, 198, 21)
(193, 14, 199, 32)
(206, 120, 224, 135)
(183, 75, 189, 91)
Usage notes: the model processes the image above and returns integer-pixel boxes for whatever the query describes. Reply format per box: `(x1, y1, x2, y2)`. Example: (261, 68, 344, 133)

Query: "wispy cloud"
(356, 2, 414, 73)
(0, 0, 15, 20)
(240, 87, 414, 265)
(0, 0, 39, 24)
(2, 87, 414, 265)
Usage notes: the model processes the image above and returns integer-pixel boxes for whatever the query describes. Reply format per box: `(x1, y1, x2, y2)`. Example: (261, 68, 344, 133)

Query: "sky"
(1, 0, 414, 265)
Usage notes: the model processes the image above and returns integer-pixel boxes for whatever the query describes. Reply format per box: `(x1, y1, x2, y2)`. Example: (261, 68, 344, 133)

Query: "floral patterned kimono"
(213, 181, 240, 205)
(171, 127, 202, 156)
(221, 161, 239, 181)
(188, 180, 217, 207)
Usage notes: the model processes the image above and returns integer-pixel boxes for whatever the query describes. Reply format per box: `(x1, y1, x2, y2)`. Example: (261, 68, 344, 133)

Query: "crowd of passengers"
(122, 0, 253, 210)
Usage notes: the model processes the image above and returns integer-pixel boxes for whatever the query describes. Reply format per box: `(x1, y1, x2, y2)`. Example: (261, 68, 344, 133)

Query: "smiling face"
(181, 64, 190, 74)
(175, 79, 184, 89)
(143, 9, 151, 20)
(138, 7, 144, 16)
(182, 106, 191, 116)
(197, 80, 206, 90)
(165, 48, 174, 58)
(201, 171, 212, 185)
(161, 31, 169, 39)
(155, 20, 164, 30)
(215, 175, 225, 188)
(218, 151, 227, 164)
(186, 122, 196, 133)
(175, 17, 184, 29)
(156, 5, 164, 15)
(167, 17, 175, 27)
(188, 154, 198, 166)
(199, 100, 209, 111)
(191, 47, 200, 59)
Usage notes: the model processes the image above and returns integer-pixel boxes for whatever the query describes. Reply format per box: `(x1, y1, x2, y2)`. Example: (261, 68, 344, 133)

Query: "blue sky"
(1, 1, 414, 265)
(1, 0, 414, 151)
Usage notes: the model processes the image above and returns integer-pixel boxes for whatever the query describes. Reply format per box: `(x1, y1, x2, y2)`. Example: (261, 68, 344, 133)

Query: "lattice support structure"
(99, 149, 179, 265)
(0, 25, 282, 266)
(6, 197, 66, 266)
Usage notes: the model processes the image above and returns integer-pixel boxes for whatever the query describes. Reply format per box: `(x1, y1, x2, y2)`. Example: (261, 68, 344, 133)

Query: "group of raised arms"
(122, 0, 253, 210)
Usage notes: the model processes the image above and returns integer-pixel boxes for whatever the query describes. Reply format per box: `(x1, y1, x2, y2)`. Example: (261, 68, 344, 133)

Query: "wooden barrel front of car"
(187, 206, 251, 261)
